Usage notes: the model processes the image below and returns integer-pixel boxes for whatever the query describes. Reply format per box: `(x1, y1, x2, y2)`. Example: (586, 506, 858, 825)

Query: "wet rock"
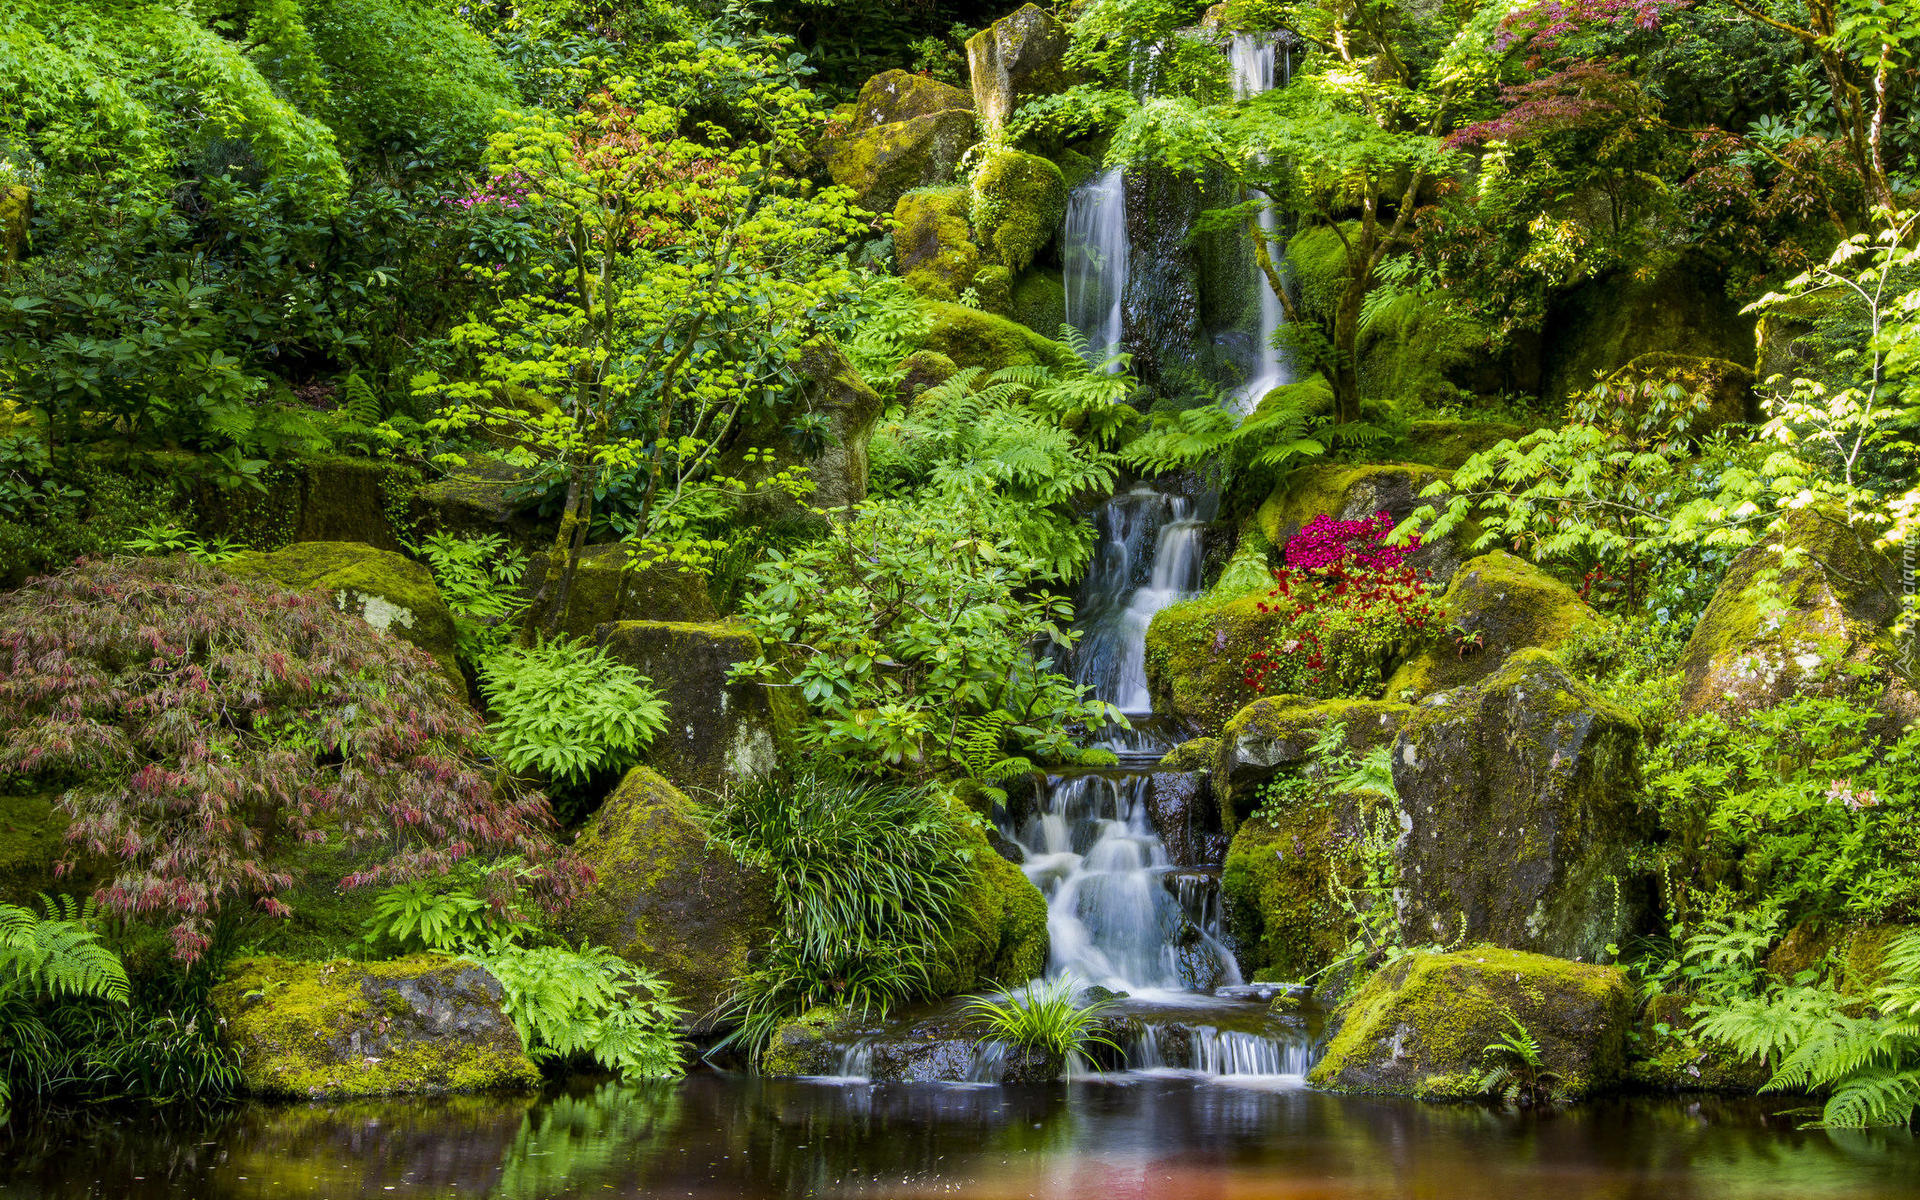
(971, 149, 1066, 274)
(1010, 266, 1067, 337)
(1144, 769, 1225, 867)
(1214, 696, 1411, 822)
(825, 109, 978, 215)
(563, 767, 776, 1033)
(1393, 649, 1651, 963)
(1675, 508, 1913, 729)
(894, 187, 981, 302)
(594, 621, 798, 795)
(1625, 993, 1768, 1093)
(966, 4, 1073, 135)
(927, 810, 1051, 996)
(416, 454, 546, 548)
(1142, 587, 1285, 737)
(1383, 551, 1603, 701)
(1308, 946, 1633, 1099)
(212, 955, 539, 1099)
(1123, 164, 1203, 387)
(521, 543, 718, 639)
(227, 541, 462, 688)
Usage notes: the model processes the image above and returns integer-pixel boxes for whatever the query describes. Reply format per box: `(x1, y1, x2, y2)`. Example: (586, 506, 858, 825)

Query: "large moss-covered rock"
(562, 767, 776, 1032)
(899, 349, 961, 400)
(966, 4, 1073, 134)
(846, 69, 973, 133)
(927, 813, 1051, 996)
(227, 541, 461, 686)
(721, 339, 886, 515)
(1393, 650, 1649, 963)
(918, 300, 1079, 372)
(522, 543, 717, 640)
(1599, 352, 1756, 435)
(1010, 266, 1067, 336)
(416, 455, 546, 548)
(0, 792, 66, 906)
(971, 149, 1065, 274)
(596, 622, 798, 795)
(1542, 257, 1754, 405)
(826, 109, 977, 215)
(1143, 586, 1284, 738)
(1384, 551, 1602, 701)
(196, 454, 423, 552)
(1395, 419, 1531, 471)
(211, 955, 540, 1099)
(1676, 509, 1912, 726)
(1215, 699, 1409, 981)
(894, 187, 981, 302)
(760, 1006, 859, 1076)
(0, 185, 29, 264)
(1307, 946, 1633, 1099)
(1254, 461, 1469, 587)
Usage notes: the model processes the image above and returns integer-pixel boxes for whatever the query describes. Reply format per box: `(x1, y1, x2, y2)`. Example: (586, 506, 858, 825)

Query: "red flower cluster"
(1242, 513, 1439, 698)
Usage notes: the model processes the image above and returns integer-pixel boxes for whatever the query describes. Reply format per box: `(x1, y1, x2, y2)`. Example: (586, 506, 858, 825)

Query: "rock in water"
(563, 767, 776, 1033)
(212, 955, 539, 1099)
(1392, 650, 1650, 963)
(1307, 946, 1633, 1099)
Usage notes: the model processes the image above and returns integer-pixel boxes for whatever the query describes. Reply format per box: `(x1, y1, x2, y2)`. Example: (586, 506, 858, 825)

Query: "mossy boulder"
(925, 811, 1051, 996)
(1393, 650, 1649, 963)
(522, 543, 718, 640)
(1307, 946, 1633, 1099)
(1143, 585, 1286, 738)
(595, 621, 799, 795)
(894, 187, 981, 302)
(0, 185, 30, 263)
(416, 455, 545, 549)
(1396, 419, 1531, 471)
(1600, 352, 1757, 435)
(227, 541, 461, 687)
(211, 955, 539, 1099)
(846, 69, 973, 133)
(562, 767, 776, 1033)
(825, 108, 977, 215)
(965, 4, 1073, 134)
(760, 1006, 859, 1076)
(1625, 992, 1767, 1093)
(899, 349, 961, 399)
(1214, 696, 1411, 825)
(1675, 508, 1912, 727)
(1254, 461, 1470, 587)
(970, 149, 1066, 274)
(1384, 551, 1603, 701)
(1541, 257, 1754, 406)
(971, 264, 1016, 315)
(719, 339, 886, 514)
(1010, 267, 1067, 336)
(917, 300, 1080, 372)
(195, 454, 423, 552)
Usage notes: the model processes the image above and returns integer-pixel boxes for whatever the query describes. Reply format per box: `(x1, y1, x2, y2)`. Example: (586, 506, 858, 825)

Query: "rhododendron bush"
(0, 557, 587, 960)
(1243, 513, 1439, 700)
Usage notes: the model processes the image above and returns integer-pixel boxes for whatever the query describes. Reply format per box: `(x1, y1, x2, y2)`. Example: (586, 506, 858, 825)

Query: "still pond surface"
(3, 1073, 1918, 1200)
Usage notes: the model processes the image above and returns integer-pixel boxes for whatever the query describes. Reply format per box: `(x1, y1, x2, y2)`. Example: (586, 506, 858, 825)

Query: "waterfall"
(1229, 34, 1293, 413)
(1064, 168, 1129, 364)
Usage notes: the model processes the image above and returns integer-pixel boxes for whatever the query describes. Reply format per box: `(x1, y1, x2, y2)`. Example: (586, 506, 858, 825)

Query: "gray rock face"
(966, 4, 1073, 134)
(594, 621, 797, 795)
(1391, 650, 1650, 963)
(1143, 770, 1226, 868)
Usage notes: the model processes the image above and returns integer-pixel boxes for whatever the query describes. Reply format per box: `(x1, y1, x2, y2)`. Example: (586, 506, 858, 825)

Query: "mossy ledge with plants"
(0, 0, 1917, 1151)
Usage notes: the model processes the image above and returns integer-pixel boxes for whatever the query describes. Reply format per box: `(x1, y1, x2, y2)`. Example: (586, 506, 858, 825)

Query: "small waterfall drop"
(1064, 168, 1130, 364)
(1229, 34, 1293, 413)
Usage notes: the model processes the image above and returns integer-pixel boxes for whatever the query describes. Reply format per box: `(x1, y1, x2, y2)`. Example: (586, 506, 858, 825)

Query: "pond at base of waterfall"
(6, 1078, 1919, 1200)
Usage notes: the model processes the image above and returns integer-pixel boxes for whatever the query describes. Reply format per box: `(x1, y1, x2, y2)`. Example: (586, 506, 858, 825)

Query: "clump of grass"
(963, 979, 1122, 1063)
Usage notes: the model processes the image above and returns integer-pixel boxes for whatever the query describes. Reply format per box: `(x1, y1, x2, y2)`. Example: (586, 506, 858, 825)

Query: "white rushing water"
(1069, 487, 1211, 723)
(1063, 167, 1130, 365)
(1229, 34, 1293, 413)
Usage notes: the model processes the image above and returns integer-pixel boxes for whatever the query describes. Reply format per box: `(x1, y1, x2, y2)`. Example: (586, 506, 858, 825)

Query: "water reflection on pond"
(3, 1074, 1917, 1200)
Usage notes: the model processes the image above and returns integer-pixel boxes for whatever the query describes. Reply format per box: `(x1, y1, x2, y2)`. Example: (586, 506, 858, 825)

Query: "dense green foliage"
(963, 979, 1121, 1064)
(478, 637, 670, 785)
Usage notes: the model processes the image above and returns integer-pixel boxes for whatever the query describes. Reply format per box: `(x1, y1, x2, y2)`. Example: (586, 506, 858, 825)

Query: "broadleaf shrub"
(0, 556, 587, 959)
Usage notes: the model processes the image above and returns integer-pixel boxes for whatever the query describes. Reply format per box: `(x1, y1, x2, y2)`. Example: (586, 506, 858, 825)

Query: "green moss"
(226, 540, 463, 688)
(1213, 696, 1411, 822)
(971, 264, 1015, 315)
(1601, 352, 1756, 434)
(1308, 946, 1633, 1099)
(1253, 460, 1447, 549)
(1009, 267, 1067, 337)
(1160, 738, 1218, 772)
(1396, 419, 1531, 470)
(1143, 587, 1284, 736)
(1624, 993, 1767, 1093)
(526, 543, 718, 639)
(760, 1006, 858, 1076)
(211, 955, 539, 1099)
(596, 622, 798, 789)
(1384, 551, 1602, 700)
(969, 149, 1066, 274)
(847, 70, 973, 131)
(1843, 925, 1917, 996)
(900, 350, 960, 399)
(0, 792, 68, 906)
(926, 802, 1050, 996)
(1286, 224, 1355, 327)
(918, 300, 1080, 372)
(894, 187, 981, 302)
(1221, 810, 1354, 982)
(0, 185, 31, 263)
(825, 109, 978, 214)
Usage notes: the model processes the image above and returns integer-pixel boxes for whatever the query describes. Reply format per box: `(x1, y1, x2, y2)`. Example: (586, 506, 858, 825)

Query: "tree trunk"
(1330, 277, 1365, 425)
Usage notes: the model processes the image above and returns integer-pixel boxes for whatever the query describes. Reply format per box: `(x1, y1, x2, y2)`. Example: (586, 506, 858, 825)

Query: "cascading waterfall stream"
(1063, 168, 1129, 365)
(1229, 34, 1294, 413)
